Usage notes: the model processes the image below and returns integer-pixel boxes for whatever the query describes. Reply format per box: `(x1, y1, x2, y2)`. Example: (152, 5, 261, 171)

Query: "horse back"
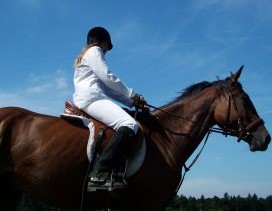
(0, 106, 143, 174)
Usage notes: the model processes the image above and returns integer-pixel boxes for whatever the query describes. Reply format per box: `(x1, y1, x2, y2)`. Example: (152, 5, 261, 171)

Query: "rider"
(73, 26, 145, 191)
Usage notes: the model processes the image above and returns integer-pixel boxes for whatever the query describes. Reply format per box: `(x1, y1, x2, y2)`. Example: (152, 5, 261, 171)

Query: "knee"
(130, 122, 139, 134)
(120, 118, 138, 134)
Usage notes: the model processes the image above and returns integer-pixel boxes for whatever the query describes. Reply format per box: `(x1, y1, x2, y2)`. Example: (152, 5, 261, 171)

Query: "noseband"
(211, 93, 264, 141)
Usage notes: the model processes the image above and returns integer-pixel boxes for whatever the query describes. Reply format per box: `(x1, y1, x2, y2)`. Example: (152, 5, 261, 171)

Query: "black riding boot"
(88, 126, 135, 192)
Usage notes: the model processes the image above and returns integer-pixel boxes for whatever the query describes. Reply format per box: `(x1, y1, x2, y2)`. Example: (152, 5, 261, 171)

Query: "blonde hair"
(74, 42, 99, 68)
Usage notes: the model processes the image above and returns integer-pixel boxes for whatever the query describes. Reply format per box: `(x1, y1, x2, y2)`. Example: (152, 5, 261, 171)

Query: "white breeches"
(82, 99, 138, 134)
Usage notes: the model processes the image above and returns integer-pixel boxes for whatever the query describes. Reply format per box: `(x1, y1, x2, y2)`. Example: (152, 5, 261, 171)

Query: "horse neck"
(151, 88, 217, 169)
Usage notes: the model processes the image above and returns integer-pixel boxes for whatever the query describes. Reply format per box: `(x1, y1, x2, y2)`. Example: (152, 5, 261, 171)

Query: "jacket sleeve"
(87, 47, 136, 107)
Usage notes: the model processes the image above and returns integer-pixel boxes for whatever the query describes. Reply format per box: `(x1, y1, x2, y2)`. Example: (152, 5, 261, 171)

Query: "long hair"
(74, 42, 99, 68)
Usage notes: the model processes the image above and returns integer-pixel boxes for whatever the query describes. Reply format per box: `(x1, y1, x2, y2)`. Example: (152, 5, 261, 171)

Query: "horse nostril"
(265, 134, 271, 145)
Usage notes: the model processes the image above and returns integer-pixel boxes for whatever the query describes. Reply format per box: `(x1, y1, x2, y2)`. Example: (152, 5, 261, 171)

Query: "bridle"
(210, 92, 264, 142)
(146, 87, 265, 196)
(146, 92, 264, 141)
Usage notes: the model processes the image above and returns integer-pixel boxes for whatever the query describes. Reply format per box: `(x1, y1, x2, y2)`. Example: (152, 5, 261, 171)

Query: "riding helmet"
(87, 27, 113, 50)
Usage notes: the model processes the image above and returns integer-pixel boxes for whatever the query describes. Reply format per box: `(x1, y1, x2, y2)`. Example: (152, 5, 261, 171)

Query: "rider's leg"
(82, 99, 138, 191)
(89, 126, 135, 191)
(82, 99, 138, 133)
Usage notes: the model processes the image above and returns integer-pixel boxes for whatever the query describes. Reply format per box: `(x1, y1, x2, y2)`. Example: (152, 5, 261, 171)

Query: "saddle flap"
(87, 124, 145, 177)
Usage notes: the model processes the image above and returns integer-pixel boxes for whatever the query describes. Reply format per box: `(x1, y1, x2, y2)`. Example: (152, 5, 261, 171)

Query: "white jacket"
(73, 46, 136, 108)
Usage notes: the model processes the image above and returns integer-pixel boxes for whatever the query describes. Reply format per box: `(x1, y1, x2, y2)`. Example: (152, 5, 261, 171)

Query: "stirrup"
(87, 166, 128, 192)
(108, 170, 128, 192)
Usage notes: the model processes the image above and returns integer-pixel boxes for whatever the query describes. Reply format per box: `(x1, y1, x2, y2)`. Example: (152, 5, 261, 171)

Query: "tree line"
(18, 193, 272, 210)
(166, 193, 272, 211)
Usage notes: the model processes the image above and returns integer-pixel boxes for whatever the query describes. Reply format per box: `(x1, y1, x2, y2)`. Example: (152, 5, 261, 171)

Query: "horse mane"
(163, 77, 243, 107)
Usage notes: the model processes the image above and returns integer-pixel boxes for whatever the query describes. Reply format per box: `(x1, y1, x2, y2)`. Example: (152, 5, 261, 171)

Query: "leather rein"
(147, 92, 264, 141)
(146, 91, 265, 196)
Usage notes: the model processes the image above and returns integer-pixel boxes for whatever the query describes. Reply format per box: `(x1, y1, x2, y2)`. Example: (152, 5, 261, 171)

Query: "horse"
(0, 66, 270, 211)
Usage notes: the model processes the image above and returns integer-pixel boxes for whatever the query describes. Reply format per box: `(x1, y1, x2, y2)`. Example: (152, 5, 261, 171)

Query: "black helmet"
(87, 27, 113, 50)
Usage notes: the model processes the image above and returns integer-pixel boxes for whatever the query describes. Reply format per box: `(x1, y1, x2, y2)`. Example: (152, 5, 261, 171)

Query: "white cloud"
(27, 83, 52, 93)
(56, 77, 68, 90)
(0, 69, 72, 114)
(112, 19, 143, 44)
(26, 69, 71, 94)
(0, 91, 40, 112)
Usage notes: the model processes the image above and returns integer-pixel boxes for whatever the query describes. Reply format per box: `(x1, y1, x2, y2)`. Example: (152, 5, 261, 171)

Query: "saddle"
(64, 100, 90, 119)
(62, 100, 144, 161)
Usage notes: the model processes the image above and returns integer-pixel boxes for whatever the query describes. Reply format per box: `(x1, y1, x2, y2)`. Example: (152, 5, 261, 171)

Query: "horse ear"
(230, 65, 244, 84)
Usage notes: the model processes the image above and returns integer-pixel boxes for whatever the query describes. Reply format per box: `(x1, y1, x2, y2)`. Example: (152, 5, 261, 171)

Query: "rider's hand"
(132, 94, 147, 109)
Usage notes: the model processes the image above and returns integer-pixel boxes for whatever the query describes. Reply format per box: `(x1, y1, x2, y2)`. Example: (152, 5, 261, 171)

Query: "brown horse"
(0, 67, 270, 211)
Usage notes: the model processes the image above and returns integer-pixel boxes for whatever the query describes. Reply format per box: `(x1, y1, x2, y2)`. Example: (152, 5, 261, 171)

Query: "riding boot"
(88, 126, 135, 192)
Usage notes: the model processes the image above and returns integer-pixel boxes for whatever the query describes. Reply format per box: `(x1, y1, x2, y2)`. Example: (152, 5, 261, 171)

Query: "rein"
(146, 103, 197, 123)
(175, 128, 212, 194)
(146, 103, 213, 195)
(146, 96, 265, 196)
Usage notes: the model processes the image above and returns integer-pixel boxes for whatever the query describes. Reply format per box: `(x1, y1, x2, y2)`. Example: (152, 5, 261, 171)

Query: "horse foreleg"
(0, 173, 22, 211)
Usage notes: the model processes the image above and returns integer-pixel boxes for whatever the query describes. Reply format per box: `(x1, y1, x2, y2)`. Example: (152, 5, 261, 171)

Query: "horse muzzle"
(248, 130, 271, 152)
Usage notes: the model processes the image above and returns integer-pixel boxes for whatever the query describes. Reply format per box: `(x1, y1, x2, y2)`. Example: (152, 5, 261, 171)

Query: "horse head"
(214, 66, 271, 151)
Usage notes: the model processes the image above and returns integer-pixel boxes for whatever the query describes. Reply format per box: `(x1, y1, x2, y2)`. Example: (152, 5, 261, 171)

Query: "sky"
(0, 0, 271, 199)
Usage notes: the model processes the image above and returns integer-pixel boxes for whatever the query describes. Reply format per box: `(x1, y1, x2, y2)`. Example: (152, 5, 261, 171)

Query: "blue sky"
(0, 0, 271, 198)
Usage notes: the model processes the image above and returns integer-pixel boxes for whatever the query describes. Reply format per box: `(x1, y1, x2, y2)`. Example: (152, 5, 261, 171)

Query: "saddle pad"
(60, 113, 146, 177)
(60, 113, 91, 127)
